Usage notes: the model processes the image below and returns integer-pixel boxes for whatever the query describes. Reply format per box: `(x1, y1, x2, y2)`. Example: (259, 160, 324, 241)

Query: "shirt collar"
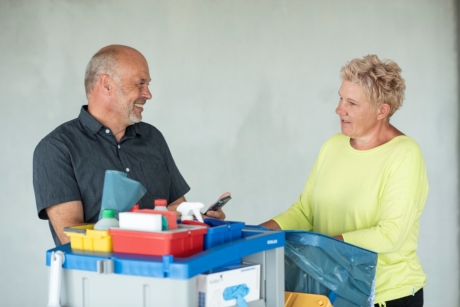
(78, 105, 142, 137)
(79, 105, 102, 135)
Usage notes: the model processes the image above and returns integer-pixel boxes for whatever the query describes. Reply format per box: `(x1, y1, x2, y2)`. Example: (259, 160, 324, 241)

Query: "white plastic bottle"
(94, 209, 119, 230)
(153, 199, 169, 230)
(154, 199, 168, 211)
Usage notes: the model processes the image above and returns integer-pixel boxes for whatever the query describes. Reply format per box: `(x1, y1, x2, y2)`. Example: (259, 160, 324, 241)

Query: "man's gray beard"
(115, 88, 142, 124)
(128, 108, 141, 124)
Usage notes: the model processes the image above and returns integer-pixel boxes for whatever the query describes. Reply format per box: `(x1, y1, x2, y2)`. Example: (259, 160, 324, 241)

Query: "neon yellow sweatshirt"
(273, 133, 428, 304)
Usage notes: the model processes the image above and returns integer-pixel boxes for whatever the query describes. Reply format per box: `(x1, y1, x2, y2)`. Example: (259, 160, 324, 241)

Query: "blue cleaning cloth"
(223, 284, 249, 307)
(161, 216, 168, 230)
(99, 170, 147, 219)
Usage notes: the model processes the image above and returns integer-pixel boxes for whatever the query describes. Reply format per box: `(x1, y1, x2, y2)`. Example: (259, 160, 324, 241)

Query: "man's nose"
(143, 86, 152, 100)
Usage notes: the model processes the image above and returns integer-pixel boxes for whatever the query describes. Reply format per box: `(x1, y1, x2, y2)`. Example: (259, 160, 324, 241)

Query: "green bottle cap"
(102, 209, 115, 219)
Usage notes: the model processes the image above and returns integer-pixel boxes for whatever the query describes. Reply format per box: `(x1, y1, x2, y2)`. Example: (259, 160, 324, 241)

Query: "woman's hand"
(333, 235, 344, 241)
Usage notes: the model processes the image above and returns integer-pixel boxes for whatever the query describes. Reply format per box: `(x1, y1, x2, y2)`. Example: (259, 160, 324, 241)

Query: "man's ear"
(377, 103, 391, 120)
(98, 74, 113, 96)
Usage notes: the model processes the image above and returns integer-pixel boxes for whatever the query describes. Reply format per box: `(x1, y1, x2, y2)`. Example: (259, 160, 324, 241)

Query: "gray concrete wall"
(0, 0, 457, 305)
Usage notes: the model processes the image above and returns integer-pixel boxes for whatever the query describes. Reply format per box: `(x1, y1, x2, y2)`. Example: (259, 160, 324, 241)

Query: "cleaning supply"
(130, 204, 178, 230)
(177, 202, 204, 223)
(197, 263, 261, 307)
(63, 224, 113, 252)
(154, 199, 169, 230)
(154, 199, 168, 211)
(94, 209, 119, 230)
(99, 170, 147, 219)
(119, 212, 162, 232)
(223, 284, 249, 307)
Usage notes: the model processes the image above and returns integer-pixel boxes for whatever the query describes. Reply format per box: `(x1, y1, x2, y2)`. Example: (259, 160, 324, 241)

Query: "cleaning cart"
(46, 223, 285, 307)
(46, 221, 377, 307)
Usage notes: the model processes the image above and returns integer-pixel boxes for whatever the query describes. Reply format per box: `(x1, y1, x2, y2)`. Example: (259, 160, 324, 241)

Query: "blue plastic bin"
(46, 228, 284, 280)
(202, 219, 245, 250)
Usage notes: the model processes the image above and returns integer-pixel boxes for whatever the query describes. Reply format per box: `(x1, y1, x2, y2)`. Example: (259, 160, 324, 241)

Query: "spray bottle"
(176, 202, 205, 223)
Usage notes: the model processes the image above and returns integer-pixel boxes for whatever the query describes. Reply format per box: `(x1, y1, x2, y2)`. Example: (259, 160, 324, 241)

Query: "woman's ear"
(377, 103, 391, 120)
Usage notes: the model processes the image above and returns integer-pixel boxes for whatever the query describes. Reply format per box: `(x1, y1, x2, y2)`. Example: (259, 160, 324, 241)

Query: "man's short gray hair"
(84, 49, 120, 95)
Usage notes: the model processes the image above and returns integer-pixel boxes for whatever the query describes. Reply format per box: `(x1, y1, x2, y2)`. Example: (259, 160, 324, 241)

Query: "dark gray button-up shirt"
(33, 106, 190, 246)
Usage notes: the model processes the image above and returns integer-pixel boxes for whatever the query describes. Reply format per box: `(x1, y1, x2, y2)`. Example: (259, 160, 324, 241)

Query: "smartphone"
(204, 193, 231, 214)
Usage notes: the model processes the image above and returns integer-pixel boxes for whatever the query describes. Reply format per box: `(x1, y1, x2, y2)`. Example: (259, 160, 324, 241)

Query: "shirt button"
(105, 129, 110, 134)
(126, 168, 130, 172)
(118, 145, 121, 149)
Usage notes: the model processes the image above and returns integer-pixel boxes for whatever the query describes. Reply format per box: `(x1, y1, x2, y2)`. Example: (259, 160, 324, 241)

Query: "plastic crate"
(46, 228, 285, 279)
(63, 224, 113, 252)
(109, 224, 207, 257)
(202, 219, 245, 250)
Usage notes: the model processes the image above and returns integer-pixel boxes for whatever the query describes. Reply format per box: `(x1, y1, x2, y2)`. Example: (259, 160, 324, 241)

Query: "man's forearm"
(46, 200, 85, 245)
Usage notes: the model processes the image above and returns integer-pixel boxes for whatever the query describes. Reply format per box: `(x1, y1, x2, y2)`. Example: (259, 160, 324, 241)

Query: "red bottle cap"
(154, 199, 167, 208)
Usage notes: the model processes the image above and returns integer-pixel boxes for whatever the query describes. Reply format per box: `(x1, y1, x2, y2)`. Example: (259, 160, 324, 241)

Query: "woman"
(262, 55, 427, 307)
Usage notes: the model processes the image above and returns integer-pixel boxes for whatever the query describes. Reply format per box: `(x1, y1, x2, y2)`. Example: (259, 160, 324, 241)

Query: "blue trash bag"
(99, 170, 147, 219)
(284, 231, 377, 307)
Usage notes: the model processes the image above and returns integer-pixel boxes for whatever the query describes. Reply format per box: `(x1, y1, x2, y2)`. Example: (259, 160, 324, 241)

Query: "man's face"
(113, 55, 152, 126)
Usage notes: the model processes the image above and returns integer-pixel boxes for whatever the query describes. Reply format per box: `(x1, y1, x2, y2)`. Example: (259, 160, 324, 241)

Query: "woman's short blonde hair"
(340, 55, 405, 118)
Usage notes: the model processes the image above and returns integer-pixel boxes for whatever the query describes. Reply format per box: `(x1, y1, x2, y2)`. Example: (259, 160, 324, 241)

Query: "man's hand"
(46, 201, 85, 245)
(202, 192, 229, 220)
(169, 195, 227, 221)
(204, 207, 226, 220)
(167, 196, 186, 220)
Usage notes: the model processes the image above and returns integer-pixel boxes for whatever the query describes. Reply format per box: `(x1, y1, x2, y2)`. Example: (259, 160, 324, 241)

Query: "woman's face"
(336, 81, 380, 140)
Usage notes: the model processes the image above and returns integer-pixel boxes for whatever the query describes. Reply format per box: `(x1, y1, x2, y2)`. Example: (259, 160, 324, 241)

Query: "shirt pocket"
(139, 161, 171, 202)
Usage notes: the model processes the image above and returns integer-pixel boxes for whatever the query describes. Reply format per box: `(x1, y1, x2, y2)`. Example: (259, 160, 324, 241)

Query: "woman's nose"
(336, 103, 345, 115)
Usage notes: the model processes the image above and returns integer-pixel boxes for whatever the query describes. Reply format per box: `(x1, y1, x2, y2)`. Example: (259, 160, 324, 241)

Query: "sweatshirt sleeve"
(272, 160, 318, 231)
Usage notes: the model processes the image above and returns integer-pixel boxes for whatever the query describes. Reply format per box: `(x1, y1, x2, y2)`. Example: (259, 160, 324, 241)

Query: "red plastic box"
(109, 225, 207, 257)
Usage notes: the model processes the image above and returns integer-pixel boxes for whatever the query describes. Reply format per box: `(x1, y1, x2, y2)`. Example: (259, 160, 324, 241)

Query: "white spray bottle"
(176, 202, 204, 223)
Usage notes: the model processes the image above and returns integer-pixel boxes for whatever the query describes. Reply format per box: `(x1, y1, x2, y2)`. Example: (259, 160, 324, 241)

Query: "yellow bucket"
(285, 291, 333, 307)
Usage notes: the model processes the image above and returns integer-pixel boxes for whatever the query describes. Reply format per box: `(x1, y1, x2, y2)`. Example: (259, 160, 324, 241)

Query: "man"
(33, 45, 225, 246)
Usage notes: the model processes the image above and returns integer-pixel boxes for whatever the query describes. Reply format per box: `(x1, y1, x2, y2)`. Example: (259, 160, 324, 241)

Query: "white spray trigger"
(176, 202, 204, 223)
